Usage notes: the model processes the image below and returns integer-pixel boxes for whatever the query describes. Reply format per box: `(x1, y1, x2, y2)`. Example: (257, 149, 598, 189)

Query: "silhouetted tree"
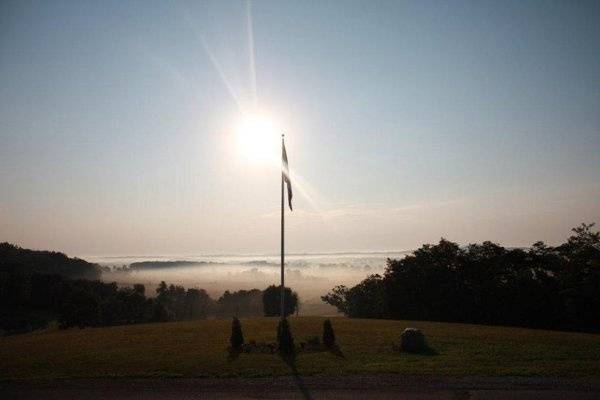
(217, 289, 263, 317)
(133, 284, 145, 295)
(322, 275, 387, 318)
(185, 288, 213, 319)
(150, 301, 172, 322)
(320, 286, 349, 315)
(322, 319, 336, 348)
(230, 317, 244, 351)
(555, 223, 600, 330)
(262, 285, 298, 317)
(156, 281, 168, 303)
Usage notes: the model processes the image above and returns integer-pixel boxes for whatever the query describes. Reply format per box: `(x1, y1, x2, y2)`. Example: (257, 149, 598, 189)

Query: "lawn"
(1, 317, 600, 380)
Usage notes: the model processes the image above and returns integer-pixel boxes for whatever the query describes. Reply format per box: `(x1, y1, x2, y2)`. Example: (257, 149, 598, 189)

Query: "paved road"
(3, 375, 600, 399)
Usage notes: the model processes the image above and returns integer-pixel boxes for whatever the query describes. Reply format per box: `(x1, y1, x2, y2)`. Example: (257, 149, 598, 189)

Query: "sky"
(1, 0, 599, 256)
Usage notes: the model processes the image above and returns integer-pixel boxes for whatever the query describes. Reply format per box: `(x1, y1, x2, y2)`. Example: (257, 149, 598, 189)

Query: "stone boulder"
(400, 327, 426, 353)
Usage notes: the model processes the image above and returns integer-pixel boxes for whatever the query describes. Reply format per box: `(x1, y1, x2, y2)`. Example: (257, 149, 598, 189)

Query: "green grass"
(1, 317, 599, 380)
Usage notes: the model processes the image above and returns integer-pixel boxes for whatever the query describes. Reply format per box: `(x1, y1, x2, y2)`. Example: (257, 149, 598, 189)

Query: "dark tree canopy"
(262, 285, 298, 317)
(323, 223, 600, 332)
(154, 281, 213, 321)
(217, 289, 263, 317)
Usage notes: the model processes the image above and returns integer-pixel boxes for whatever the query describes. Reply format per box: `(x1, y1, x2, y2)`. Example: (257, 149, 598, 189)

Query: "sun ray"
(287, 170, 325, 215)
(197, 34, 243, 111)
(176, 3, 243, 112)
(246, 0, 258, 109)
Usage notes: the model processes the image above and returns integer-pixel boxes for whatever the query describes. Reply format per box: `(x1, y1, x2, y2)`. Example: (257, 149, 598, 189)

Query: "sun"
(235, 113, 279, 163)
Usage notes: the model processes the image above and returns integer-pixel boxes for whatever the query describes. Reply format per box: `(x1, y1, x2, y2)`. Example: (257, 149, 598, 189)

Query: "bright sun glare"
(236, 113, 279, 163)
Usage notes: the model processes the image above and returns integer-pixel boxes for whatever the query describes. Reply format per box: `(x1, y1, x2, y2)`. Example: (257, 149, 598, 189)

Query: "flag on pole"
(282, 141, 293, 211)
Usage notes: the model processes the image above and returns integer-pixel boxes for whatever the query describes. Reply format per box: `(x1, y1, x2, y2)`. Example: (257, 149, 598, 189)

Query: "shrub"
(400, 327, 425, 353)
(277, 318, 295, 355)
(323, 319, 336, 348)
(230, 317, 244, 351)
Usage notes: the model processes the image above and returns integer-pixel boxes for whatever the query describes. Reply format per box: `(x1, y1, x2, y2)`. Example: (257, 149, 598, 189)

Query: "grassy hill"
(0, 242, 100, 280)
(1, 317, 600, 380)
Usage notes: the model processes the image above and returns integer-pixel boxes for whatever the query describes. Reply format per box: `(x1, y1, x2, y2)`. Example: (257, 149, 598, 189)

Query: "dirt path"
(2, 375, 600, 399)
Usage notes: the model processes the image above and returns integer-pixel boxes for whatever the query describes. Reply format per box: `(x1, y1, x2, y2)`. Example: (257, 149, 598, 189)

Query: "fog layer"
(90, 252, 408, 315)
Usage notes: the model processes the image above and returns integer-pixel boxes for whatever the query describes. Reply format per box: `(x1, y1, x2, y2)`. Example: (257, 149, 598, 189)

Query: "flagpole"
(280, 134, 285, 320)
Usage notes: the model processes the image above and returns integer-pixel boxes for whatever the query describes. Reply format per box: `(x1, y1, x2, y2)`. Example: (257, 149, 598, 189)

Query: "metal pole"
(280, 135, 285, 320)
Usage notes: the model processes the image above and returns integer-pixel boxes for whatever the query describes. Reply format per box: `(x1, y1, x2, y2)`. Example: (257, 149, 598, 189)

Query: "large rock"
(400, 328, 426, 353)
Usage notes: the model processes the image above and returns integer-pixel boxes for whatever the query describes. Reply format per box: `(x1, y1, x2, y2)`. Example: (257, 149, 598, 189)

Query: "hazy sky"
(1, 0, 599, 256)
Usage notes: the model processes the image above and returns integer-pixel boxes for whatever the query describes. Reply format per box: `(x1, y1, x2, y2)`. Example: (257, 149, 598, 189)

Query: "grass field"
(1, 317, 600, 380)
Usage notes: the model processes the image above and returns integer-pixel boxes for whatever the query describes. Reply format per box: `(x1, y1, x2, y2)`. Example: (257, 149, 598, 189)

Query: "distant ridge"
(129, 260, 213, 270)
(128, 259, 280, 270)
(0, 242, 101, 280)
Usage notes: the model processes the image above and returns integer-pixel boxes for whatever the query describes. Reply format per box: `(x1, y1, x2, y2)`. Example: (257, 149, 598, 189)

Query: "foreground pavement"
(2, 375, 600, 399)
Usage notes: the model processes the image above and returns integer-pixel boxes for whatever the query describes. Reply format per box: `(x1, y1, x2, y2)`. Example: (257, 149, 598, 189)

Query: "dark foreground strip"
(2, 376, 600, 400)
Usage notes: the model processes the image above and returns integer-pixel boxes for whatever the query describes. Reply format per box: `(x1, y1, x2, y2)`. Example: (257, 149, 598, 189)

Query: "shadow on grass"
(226, 344, 344, 400)
(226, 348, 240, 362)
(281, 352, 314, 400)
(328, 344, 345, 358)
(401, 346, 439, 356)
(420, 346, 439, 356)
(393, 343, 439, 356)
(225, 347, 314, 400)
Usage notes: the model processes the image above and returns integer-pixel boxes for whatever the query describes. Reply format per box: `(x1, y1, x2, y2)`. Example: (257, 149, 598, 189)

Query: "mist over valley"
(89, 252, 408, 315)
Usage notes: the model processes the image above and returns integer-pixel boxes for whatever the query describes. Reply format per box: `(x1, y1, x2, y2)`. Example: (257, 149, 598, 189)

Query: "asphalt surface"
(2, 375, 600, 399)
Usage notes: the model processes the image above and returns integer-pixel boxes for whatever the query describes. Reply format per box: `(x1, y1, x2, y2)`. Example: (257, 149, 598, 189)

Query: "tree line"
(0, 242, 101, 280)
(323, 223, 600, 332)
(1, 274, 298, 334)
(0, 243, 298, 334)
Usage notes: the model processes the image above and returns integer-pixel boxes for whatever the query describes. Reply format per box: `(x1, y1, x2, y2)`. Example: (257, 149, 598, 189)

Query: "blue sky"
(1, 0, 599, 255)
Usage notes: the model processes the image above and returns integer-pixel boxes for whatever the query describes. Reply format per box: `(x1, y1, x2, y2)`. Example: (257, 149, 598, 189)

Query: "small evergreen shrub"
(322, 319, 336, 348)
(277, 318, 295, 355)
(230, 317, 244, 351)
